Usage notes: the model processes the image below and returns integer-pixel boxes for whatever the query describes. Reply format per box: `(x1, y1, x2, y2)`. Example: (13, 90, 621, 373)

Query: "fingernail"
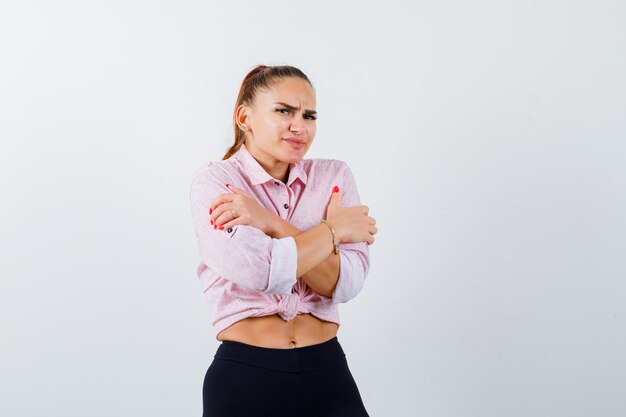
(210, 219, 213, 225)
(213, 223, 217, 229)
(209, 208, 212, 214)
(333, 185, 339, 193)
(219, 226, 224, 230)
(226, 183, 231, 188)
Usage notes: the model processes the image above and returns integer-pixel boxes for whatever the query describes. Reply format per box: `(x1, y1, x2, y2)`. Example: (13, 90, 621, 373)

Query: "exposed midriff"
(216, 313, 339, 349)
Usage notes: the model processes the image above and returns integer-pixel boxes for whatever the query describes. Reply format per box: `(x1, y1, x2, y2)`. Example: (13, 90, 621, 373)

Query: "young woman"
(189, 65, 377, 417)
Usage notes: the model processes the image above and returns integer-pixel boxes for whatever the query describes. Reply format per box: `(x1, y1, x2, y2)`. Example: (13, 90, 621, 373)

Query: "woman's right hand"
(325, 187, 377, 245)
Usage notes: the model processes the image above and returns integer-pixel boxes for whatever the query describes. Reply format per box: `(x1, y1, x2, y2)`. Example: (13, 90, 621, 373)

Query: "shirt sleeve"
(331, 162, 371, 304)
(189, 163, 298, 295)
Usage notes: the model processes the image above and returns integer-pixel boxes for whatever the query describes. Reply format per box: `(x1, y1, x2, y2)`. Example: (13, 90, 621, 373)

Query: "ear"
(235, 104, 250, 132)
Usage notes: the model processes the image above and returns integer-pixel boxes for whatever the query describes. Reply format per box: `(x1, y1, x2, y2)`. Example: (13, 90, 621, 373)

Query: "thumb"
(329, 185, 341, 205)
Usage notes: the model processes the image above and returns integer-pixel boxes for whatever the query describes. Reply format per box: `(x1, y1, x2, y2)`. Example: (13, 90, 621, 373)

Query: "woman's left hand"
(208, 184, 277, 235)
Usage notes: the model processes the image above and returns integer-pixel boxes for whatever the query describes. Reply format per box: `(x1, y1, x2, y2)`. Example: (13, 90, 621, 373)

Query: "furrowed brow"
(274, 102, 317, 115)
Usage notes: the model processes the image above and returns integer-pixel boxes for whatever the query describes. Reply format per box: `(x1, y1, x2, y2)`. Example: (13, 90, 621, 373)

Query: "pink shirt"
(189, 144, 370, 340)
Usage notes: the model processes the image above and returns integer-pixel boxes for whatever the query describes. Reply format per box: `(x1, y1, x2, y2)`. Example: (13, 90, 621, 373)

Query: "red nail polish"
(209, 208, 212, 214)
(210, 219, 213, 225)
(226, 183, 231, 188)
(213, 223, 217, 229)
(219, 226, 224, 230)
(333, 185, 339, 193)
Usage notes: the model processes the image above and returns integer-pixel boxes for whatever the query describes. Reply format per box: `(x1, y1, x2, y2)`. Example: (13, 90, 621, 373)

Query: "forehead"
(259, 77, 316, 107)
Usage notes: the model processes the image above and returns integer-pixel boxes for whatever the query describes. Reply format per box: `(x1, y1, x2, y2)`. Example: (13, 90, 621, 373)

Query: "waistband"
(214, 336, 345, 373)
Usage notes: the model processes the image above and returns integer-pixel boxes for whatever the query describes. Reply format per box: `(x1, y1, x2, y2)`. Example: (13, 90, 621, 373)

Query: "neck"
(244, 142, 289, 183)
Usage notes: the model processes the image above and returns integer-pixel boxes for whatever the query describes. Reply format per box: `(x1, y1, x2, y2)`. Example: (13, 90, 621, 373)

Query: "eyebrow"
(274, 102, 317, 116)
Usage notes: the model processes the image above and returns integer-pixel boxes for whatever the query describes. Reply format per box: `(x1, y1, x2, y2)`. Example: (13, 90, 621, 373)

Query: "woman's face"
(240, 77, 317, 166)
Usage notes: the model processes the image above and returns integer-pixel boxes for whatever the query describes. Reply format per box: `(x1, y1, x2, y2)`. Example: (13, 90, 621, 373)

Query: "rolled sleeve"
(189, 164, 297, 295)
(262, 236, 298, 294)
(331, 163, 371, 304)
(332, 241, 370, 304)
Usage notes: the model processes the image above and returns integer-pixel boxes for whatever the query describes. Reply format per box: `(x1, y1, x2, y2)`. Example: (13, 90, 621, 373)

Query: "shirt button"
(274, 181, 280, 185)
(227, 227, 233, 233)
(283, 203, 289, 209)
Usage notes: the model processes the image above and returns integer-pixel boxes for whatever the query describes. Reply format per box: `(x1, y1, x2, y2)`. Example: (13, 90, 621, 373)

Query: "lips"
(283, 138, 306, 149)
(283, 137, 305, 145)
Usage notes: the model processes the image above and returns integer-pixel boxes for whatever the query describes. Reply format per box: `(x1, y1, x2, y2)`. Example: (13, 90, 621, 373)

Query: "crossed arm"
(195, 162, 368, 302)
(265, 215, 340, 298)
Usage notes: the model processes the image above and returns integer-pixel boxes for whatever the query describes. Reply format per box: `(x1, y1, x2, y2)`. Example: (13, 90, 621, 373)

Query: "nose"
(290, 119, 304, 135)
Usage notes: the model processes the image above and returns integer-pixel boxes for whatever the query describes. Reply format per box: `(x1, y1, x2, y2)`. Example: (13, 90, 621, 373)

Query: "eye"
(276, 108, 317, 120)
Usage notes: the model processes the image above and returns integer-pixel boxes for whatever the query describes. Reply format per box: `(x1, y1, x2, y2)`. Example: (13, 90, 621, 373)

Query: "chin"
(284, 155, 304, 164)
(282, 148, 307, 160)
(279, 140, 309, 161)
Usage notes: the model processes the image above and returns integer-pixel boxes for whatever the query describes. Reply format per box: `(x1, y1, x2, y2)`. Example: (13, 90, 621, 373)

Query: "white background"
(1, 1, 625, 416)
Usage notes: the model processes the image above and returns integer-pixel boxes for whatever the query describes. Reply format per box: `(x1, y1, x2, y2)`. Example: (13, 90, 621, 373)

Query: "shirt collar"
(234, 143, 307, 187)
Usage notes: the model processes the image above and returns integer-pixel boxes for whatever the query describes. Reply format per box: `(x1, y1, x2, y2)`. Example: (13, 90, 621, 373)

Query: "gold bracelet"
(321, 220, 339, 255)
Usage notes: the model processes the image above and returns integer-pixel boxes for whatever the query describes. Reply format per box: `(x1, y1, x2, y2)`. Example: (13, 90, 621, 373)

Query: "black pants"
(202, 336, 370, 417)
